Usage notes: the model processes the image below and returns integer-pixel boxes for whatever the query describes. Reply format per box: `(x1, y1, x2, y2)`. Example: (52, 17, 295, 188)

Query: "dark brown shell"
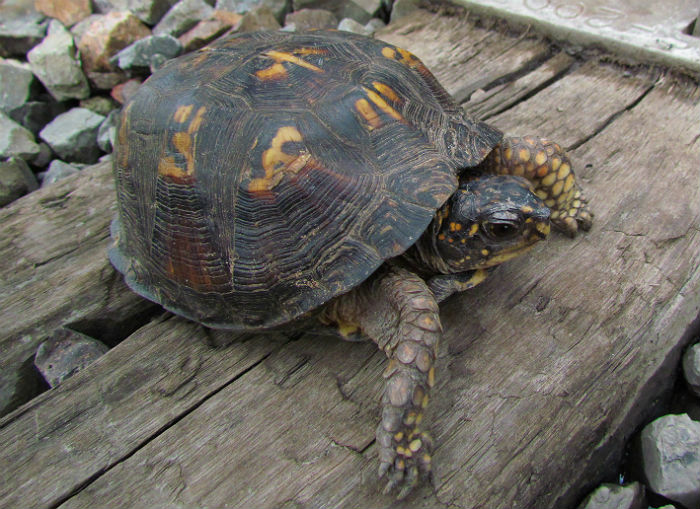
(110, 29, 502, 330)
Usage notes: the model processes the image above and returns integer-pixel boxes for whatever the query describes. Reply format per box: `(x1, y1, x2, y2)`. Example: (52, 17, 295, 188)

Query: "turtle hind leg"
(488, 136, 593, 236)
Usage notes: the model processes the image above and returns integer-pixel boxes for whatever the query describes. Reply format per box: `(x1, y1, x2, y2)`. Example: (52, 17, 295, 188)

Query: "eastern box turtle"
(109, 29, 592, 498)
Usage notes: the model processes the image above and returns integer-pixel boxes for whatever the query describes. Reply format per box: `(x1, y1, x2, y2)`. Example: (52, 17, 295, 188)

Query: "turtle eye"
(480, 220, 522, 241)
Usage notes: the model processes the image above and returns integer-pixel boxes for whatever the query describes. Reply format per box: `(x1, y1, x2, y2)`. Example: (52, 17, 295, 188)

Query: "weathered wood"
(0, 162, 155, 415)
(1, 9, 698, 509)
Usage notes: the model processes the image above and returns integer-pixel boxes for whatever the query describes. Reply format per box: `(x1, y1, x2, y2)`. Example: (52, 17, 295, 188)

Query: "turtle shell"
(110, 29, 502, 331)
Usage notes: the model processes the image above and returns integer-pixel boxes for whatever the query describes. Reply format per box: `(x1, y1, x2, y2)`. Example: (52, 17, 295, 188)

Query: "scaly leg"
(486, 136, 593, 236)
(321, 266, 440, 498)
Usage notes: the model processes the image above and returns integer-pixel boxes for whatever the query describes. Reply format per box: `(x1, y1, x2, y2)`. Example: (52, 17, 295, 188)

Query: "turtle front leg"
(322, 266, 440, 499)
(486, 136, 593, 236)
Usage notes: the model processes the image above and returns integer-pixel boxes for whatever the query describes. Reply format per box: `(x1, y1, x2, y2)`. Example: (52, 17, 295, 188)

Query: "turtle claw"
(551, 191, 593, 237)
(378, 428, 433, 499)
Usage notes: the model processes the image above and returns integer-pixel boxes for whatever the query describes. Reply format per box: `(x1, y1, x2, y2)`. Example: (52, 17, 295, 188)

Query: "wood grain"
(0, 9, 698, 509)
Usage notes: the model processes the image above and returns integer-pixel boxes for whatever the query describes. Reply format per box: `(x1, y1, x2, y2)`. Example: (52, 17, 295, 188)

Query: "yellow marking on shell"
(372, 81, 401, 103)
(396, 47, 420, 67)
(541, 172, 557, 187)
(557, 162, 571, 179)
(255, 49, 325, 81)
(468, 223, 479, 236)
(255, 62, 287, 81)
(518, 148, 530, 162)
(381, 46, 396, 59)
(355, 98, 382, 130)
(364, 87, 404, 122)
(173, 104, 193, 123)
(409, 439, 422, 452)
(249, 126, 312, 193)
(265, 50, 323, 72)
(158, 106, 207, 179)
(293, 47, 329, 56)
(534, 150, 547, 166)
(428, 367, 435, 387)
(172, 132, 194, 174)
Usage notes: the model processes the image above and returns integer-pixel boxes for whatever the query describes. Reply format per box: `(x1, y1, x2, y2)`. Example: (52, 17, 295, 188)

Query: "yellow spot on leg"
(535, 151, 547, 166)
(518, 148, 531, 162)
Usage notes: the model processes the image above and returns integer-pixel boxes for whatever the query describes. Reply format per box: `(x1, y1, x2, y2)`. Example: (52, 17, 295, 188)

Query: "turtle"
(109, 29, 592, 498)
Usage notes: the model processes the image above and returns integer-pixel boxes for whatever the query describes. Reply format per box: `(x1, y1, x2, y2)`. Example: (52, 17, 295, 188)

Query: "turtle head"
(433, 174, 550, 272)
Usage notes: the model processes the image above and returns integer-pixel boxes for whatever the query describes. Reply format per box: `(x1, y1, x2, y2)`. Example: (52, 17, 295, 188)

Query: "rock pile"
(578, 342, 700, 509)
(0, 0, 410, 206)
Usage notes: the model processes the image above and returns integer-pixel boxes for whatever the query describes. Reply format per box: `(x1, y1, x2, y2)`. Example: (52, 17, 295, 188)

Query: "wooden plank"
(0, 316, 288, 508)
(0, 161, 155, 414)
(463, 51, 575, 120)
(1, 10, 698, 509)
(376, 11, 551, 103)
(486, 59, 654, 149)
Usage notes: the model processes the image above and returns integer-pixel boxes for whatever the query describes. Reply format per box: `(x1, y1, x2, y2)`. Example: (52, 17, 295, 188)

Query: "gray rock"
(641, 413, 700, 508)
(216, 0, 288, 22)
(237, 6, 281, 31)
(32, 142, 53, 167)
(111, 34, 183, 71)
(153, 0, 215, 37)
(8, 100, 68, 135)
(0, 157, 38, 206)
(41, 159, 80, 186)
(97, 109, 120, 153)
(576, 482, 646, 509)
(27, 20, 90, 102)
(0, 1, 47, 57)
(293, 0, 380, 24)
(0, 111, 40, 160)
(39, 107, 106, 164)
(106, 0, 178, 25)
(79, 96, 118, 116)
(0, 58, 35, 113)
(389, 0, 420, 23)
(337, 17, 372, 36)
(683, 343, 700, 398)
(285, 9, 337, 30)
(365, 17, 385, 34)
(34, 328, 109, 388)
(69, 13, 102, 42)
